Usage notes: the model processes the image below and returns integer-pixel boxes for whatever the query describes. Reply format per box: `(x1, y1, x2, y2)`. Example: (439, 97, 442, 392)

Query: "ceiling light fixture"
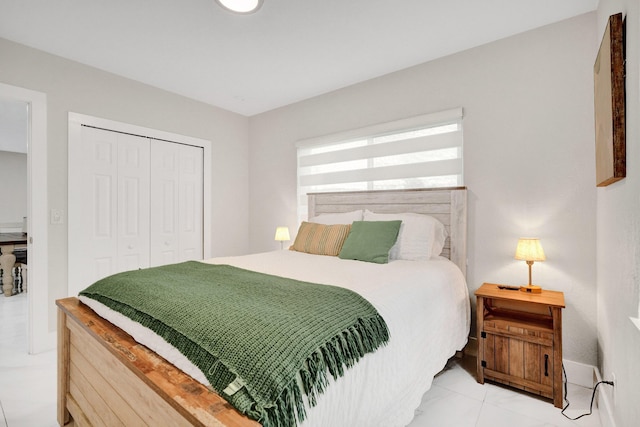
(216, 0, 263, 14)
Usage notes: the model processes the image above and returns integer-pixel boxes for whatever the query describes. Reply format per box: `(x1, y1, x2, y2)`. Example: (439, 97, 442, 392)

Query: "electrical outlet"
(50, 209, 64, 224)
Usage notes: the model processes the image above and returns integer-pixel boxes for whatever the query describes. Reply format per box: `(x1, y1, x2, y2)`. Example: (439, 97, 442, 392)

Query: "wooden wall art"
(594, 13, 625, 187)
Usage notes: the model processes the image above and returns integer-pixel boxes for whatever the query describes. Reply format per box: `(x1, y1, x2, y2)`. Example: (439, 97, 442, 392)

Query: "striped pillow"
(290, 222, 352, 256)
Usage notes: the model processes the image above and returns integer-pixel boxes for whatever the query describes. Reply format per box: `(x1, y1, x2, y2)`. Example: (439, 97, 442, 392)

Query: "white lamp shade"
(274, 226, 290, 242)
(514, 238, 546, 262)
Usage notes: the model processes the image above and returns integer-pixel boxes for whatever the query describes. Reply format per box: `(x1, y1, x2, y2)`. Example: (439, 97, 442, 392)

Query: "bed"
(57, 187, 469, 427)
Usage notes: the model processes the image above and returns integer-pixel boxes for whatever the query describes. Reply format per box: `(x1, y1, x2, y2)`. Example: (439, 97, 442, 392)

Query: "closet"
(69, 125, 204, 295)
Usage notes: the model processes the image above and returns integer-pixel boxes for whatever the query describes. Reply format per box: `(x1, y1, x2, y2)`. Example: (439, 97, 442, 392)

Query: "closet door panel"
(155, 179, 178, 265)
(117, 134, 150, 272)
(69, 127, 149, 294)
(150, 141, 180, 266)
(150, 142, 203, 266)
(70, 126, 118, 293)
(93, 170, 116, 281)
(178, 145, 203, 261)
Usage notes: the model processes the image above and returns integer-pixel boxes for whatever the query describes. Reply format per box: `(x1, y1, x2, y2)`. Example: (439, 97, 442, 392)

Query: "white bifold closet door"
(69, 126, 203, 295)
(150, 140, 203, 266)
(71, 126, 150, 285)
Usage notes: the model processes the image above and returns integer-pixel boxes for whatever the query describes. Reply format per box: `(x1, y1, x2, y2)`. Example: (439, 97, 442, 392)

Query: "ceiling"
(0, 0, 597, 117)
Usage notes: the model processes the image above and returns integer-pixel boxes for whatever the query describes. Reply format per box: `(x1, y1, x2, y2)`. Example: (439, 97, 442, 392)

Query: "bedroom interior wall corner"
(595, 1, 640, 426)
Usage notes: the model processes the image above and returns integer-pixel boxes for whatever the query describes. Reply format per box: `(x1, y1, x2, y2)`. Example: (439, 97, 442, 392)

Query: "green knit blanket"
(79, 261, 389, 427)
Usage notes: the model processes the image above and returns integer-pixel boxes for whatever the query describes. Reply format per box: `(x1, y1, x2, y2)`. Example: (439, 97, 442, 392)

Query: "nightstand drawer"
(483, 318, 554, 347)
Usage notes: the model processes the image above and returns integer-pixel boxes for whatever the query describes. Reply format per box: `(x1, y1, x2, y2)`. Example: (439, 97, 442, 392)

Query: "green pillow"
(338, 220, 402, 264)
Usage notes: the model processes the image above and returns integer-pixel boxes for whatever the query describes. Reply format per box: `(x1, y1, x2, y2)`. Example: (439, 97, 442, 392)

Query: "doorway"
(0, 82, 51, 353)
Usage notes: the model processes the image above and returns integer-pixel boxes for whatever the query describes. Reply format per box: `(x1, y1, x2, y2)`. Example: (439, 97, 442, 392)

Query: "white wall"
(0, 150, 27, 225)
(0, 37, 251, 332)
(0, 98, 28, 153)
(248, 13, 598, 366)
(595, 1, 640, 426)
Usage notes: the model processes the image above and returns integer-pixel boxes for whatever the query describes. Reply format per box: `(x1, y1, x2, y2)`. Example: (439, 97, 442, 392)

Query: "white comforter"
(80, 250, 470, 427)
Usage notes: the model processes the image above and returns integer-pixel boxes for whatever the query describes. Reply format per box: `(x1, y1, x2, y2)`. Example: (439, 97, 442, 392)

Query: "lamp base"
(520, 284, 542, 294)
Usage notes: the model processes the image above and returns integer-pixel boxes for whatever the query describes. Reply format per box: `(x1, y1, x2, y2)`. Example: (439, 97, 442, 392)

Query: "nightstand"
(475, 282, 565, 408)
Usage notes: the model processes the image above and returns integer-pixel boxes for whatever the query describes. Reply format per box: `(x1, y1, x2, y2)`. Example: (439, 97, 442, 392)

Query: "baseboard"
(565, 361, 616, 427)
(563, 359, 594, 388)
(594, 366, 617, 427)
(30, 329, 56, 354)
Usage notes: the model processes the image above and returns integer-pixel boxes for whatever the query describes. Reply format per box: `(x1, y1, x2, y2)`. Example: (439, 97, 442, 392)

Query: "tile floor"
(1, 293, 601, 427)
(0, 293, 57, 427)
(412, 356, 602, 427)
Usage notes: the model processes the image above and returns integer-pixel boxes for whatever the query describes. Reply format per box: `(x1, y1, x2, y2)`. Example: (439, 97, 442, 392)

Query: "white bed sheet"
(79, 250, 470, 427)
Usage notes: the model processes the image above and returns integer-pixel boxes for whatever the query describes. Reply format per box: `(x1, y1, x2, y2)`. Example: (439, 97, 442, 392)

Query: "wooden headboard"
(308, 187, 467, 277)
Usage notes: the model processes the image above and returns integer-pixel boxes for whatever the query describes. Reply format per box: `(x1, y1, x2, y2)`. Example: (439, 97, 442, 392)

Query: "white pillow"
(310, 210, 363, 225)
(430, 220, 448, 257)
(362, 210, 447, 260)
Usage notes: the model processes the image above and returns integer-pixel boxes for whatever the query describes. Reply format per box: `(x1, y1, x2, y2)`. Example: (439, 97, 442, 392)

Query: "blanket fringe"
(262, 314, 389, 427)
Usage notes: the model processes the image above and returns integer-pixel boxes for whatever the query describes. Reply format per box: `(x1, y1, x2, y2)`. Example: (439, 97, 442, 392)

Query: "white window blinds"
(297, 108, 463, 221)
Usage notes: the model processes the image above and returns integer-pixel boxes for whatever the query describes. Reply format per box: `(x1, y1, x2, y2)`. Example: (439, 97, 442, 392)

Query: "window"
(297, 108, 463, 221)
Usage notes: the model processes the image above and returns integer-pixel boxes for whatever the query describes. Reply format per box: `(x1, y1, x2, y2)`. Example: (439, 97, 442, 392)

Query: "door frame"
(0, 82, 51, 353)
(68, 113, 212, 296)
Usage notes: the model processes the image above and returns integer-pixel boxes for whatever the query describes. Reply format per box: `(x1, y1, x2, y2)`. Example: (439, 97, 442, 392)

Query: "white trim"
(630, 317, 640, 334)
(68, 113, 212, 150)
(563, 359, 595, 388)
(296, 107, 463, 148)
(595, 366, 617, 427)
(67, 113, 213, 278)
(0, 82, 53, 353)
(562, 360, 616, 427)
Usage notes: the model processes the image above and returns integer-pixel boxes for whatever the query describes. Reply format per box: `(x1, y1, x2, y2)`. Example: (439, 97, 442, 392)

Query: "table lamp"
(514, 238, 545, 293)
(274, 226, 290, 250)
